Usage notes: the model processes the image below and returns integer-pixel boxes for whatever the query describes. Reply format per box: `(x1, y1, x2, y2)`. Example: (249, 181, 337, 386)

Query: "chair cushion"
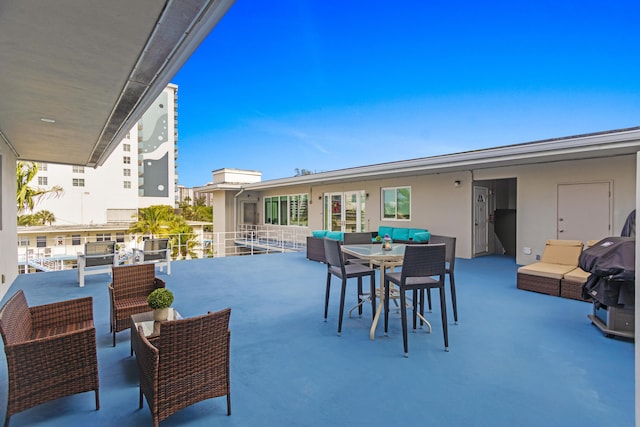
(408, 228, 427, 239)
(391, 228, 409, 241)
(378, 226, 394, 239)
(540, 240, 583, 266)
(413, 231, 431, 242)
(517, 262, 576, 280)
(563, 267, 590, 283)
(326, 231, 344, 241)
(312, 230, 328, 238)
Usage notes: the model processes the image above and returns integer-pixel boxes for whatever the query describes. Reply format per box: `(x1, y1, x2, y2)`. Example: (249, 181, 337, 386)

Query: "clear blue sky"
(173, 1, 640, 187)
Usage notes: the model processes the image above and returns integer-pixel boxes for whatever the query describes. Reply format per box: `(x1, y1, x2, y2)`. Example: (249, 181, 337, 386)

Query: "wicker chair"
(426, 235, 458, 323)
(0, 290, 100, 426)
(133, 238, 171, 275)
(323, 238, 376, 335)
(383, 244, 448, 356)
(135, 308, 232, 427)
(109, 263, 165, 347)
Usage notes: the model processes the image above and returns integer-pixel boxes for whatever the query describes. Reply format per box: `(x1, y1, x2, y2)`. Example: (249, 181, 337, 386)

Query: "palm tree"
(16, 161, 63, 213)
(128, 205, 176, 238)
(35, 210, 56, 225)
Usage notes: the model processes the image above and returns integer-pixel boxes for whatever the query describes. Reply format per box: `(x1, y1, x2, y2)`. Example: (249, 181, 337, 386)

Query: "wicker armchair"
(109, 263, 165, 347)
(0, 290, 99, 426)
(135, 308, 232, 426)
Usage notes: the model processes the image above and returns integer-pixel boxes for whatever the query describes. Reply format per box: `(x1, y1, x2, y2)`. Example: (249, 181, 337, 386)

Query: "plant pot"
(153, 308, 169, 321)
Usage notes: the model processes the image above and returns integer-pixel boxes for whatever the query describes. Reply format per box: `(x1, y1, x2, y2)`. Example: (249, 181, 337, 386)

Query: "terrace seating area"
(0, 252, 634, 426)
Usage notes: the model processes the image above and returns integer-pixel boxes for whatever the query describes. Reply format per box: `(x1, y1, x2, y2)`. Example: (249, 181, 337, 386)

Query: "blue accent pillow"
(326, 231, 344, 241)
(378, 226, 394, 239)
(413, 231, 431, 242)
(408, 228, 427, 239)
(312, 230, 328, 238)
(391, 228, 409, 241)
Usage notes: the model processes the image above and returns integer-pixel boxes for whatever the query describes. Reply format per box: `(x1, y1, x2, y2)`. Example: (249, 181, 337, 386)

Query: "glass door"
(324, 191, 366, 232)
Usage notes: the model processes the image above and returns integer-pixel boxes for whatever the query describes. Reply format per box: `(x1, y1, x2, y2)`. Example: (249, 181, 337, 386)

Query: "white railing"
(17, 225, 312, 273)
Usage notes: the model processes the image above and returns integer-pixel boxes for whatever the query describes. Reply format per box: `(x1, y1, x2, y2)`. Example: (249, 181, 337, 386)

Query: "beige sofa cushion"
(540, 239, 583, 266)
(517, 262, 577, 280)
(563, 267, 590, 283)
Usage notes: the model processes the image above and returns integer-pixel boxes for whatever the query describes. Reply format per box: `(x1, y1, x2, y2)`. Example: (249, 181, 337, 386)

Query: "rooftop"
(0, 252, 633, 426)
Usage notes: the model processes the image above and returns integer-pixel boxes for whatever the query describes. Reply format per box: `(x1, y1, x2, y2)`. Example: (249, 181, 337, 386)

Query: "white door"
(557, 182, 611, 241)
(324, 191, 365, 232)
(473, 186, 489, 255)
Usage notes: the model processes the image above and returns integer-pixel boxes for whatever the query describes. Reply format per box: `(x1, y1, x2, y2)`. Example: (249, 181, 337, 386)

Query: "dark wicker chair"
(343, 232, 374, 265)
(0, 290, 99, 426)
(426, 235, 458, 323)
(383, 244, 448, 356)
(109, 263, 165, 347)
(324, 238, 376, 335)
(135, 308, 232, 427)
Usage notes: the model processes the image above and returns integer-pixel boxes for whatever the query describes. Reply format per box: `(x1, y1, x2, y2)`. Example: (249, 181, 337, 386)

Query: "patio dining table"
(341, 243, 406, 340)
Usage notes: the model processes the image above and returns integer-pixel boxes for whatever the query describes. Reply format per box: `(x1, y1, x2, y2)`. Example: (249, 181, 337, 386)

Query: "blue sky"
(173, 1, 640, 187)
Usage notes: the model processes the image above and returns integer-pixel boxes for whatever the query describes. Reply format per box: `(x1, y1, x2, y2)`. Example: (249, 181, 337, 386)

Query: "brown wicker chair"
(109, 263, 165, 347)
(135, 308, 232, 427)
(0, 290, 99, 426)
(383, 244, 448, 356)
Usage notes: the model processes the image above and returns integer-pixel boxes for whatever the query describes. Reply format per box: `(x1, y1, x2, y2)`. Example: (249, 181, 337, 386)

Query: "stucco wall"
(0, 145, 18, 296)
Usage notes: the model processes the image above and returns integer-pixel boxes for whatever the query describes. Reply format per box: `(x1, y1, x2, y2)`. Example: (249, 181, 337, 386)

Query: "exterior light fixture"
(40, 117, 56, 123)
(454, 180, 461, 187)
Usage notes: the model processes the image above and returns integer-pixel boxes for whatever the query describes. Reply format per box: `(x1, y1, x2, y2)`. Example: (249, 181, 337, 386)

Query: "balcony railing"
(17, 225, 312, 274)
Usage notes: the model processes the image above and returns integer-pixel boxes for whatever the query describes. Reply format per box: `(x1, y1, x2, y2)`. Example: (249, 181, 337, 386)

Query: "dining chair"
(342, 232, 373, 265)
(323, 238, 376, 335)
(383, 244, 448, 356)
(426, 235, 458, 323)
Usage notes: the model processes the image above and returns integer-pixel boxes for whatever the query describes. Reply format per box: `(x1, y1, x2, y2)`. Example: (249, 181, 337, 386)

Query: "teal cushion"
(413, 231, 431, 242)
(378, 226, 394, 239)
(408, 228, 427, 239)
(312, 230, 328, 238)
(326, 231, 344, 241)
(391, 228, 409, 241)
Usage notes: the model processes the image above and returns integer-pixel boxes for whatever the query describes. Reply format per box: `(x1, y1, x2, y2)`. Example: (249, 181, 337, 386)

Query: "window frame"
(381, 186, 411, 221)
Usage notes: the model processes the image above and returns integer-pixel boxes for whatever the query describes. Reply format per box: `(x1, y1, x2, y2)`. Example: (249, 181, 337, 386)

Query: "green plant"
(147, 288, 174, 309)
(375, 235, 382, 242)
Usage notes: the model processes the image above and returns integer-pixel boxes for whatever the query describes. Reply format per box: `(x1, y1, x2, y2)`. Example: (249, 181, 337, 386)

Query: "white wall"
(0, 143, 18, 294)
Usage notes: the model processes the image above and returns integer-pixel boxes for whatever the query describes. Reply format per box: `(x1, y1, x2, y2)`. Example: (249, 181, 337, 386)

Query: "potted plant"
(147, 288, 174, 321)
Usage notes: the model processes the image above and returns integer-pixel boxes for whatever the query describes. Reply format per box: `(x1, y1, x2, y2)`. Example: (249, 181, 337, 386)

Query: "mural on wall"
(139, 92, 169, 197)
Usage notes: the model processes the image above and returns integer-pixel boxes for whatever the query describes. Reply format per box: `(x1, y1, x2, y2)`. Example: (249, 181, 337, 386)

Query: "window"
(38, 163, 47, 171)
(124, 181, 131, 189)
(72, 235, 81, 246)
(72, 165, 84, 173)
(382, 187, 411, 220)
(264, 194, 309, 226)
(96, 233, 111, 242)
(38, 176, 48, 185)
(123, 143, 131, 152)
(72, 178, 85, 187)
(123, 156, 131, 164)
(36, 235, 46, 248)
(123, 168, 131, 176)
(19, 236, 30, 246)
(116, 232, 125, 243)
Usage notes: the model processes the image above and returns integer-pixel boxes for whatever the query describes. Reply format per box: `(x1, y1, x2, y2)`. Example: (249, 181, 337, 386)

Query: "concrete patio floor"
(0, 252, 634, 426)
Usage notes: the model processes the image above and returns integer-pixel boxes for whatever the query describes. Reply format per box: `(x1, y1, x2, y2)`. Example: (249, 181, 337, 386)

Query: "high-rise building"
(27, 84, 178, 225)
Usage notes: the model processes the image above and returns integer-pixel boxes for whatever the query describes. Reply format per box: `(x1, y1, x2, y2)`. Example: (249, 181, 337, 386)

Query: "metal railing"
(17, 225, 312, 273)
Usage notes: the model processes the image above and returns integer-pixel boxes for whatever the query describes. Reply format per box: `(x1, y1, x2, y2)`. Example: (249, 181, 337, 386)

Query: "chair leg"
(369, 273, 376, 320)
(226, 393, 231, 416)
(357, 277, 363, 317)
(449, 272, 458, 324)
(324, 273, 331, 321)
(418, 289, 425, 327)
(439, 285, 449, 351)
(337, 278, 347, 335)
(400, 289, 409, 357)
(139, 387, 144, 408)
(383, 279, 390, 336)
(412, 289, 418, 330)
(427, 288, 433, 312)
(113, 330, 116, 347)
(95, 389, 100, 410)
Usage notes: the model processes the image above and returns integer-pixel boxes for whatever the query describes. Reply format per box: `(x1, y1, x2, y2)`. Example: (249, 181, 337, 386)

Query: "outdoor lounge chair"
(134, 238, 171, 275)
(0, 290, 100, 426)
(77, 240, 118, 287)
(135, 308, 232, 426)
(109, 263, 165, 347)
(517, 239, 583, 296)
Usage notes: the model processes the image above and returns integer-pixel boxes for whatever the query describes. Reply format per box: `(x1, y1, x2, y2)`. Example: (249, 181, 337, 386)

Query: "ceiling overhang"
(0, 0, 235, 167)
